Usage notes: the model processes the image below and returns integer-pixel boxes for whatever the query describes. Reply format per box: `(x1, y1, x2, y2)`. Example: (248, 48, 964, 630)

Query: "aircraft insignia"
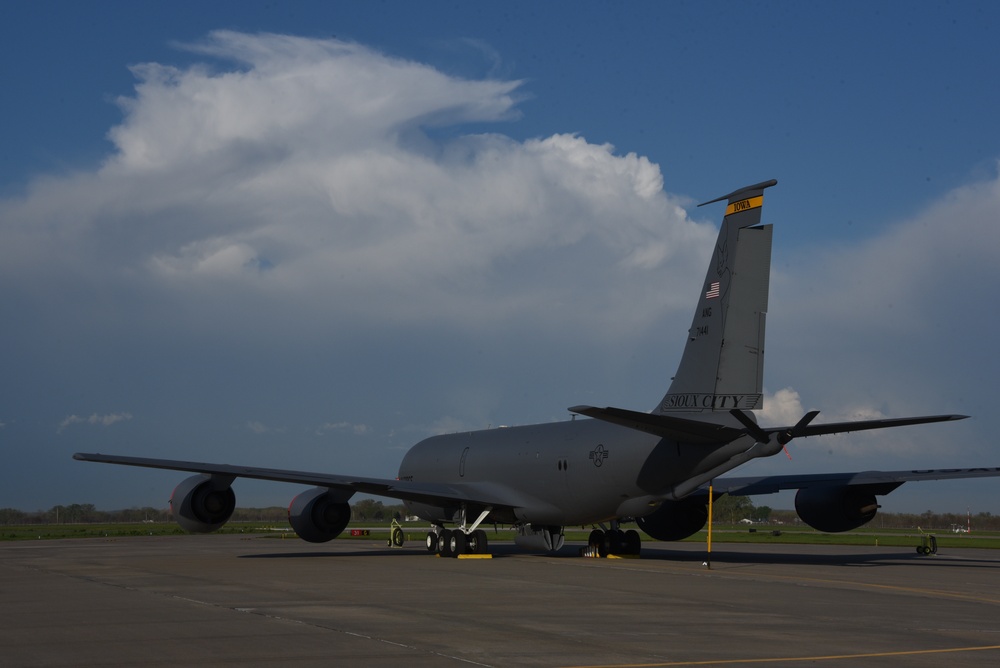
(589, 444, 609, 467)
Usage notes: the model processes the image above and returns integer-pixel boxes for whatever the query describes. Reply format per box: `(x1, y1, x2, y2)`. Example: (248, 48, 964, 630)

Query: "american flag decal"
(705, 281, 720, 299)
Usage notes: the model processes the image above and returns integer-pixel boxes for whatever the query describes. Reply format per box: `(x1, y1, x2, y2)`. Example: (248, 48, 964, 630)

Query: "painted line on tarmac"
(562, 643, 1000, 667)
(707, 570, 1000, 607)
(549, 556, 1000, 606)
(172, 596, 497, 667)
(56, 571, 496, 668)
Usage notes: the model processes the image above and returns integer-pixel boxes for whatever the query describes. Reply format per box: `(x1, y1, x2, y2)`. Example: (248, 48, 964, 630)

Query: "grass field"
(3, 521, 999, 550)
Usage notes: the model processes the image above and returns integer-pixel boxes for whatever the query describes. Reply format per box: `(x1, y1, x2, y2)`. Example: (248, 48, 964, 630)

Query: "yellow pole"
(707, 483, 713, 569)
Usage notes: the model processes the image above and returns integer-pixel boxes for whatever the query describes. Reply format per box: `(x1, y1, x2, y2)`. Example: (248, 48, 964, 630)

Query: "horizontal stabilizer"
(776, 413, 968, 439)
(569, 406, 966, 447)
(569, 405, 744, 444)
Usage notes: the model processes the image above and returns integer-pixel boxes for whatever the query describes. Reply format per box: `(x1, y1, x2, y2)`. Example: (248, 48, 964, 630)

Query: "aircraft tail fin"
(655, 179, 777, 415)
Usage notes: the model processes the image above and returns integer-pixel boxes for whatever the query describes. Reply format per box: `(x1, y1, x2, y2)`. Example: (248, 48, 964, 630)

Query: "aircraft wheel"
(440, 529, 454, 557)
(426, 531, 438, 553)
(449, 531, 466, 557)
(588, 529, 604, 549)
(469, 529, 489, 554)
(624, 529, 641, 555)
(597, 532, 611, 558)
(607, 530, 623, 555)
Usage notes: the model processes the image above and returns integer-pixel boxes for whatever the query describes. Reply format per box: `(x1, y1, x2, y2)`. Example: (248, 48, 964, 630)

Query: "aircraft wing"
(72, 452, 530, 510)
(709, 466, 1000, 497)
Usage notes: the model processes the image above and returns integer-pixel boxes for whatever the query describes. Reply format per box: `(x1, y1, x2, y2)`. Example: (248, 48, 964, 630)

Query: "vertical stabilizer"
(655, 180, 777, 414)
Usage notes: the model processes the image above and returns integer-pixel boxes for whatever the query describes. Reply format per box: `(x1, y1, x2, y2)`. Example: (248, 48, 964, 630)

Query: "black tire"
(449, 531, 466, 557)
(624, 529, 641, 555)
(588, 529, 604, 549)
(440, 529, 454, 557)
(597, 532, 610, 558)
(425, 531, 438, 553)
(469, 529, 489, 554)
(607, 530, 623, 556)
(391, 527, 404, 547)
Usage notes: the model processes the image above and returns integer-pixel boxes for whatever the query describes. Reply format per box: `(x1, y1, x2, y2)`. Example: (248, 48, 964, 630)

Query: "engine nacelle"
(288, 487, 352, 543)
(635, 496, 708, 541)
(170, 474, 236, 533)
(794, 485, 879, 533)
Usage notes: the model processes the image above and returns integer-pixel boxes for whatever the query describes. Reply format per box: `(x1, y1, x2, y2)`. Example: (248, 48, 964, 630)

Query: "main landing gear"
(582, 525, 642, 558)
(426, 506, 493, 558)
(426, 527, 490, 557)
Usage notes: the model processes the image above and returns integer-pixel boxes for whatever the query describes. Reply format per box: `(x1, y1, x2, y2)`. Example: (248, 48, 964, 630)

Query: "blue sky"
(2, 1, 999, 515)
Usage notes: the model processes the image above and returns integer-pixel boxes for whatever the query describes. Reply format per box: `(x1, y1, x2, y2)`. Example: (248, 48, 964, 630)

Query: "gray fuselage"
(398, 418, 752, 526)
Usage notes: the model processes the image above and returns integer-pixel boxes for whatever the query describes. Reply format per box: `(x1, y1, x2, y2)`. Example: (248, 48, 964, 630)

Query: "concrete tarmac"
(3, 533, 1000, 667)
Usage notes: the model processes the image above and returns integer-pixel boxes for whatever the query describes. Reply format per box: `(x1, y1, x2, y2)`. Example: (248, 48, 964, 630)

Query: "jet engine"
(288, 487, 352, 543)
(170, 474, 236, 533)
(635, 495, 709, 541)
(794, 485, 882, 533)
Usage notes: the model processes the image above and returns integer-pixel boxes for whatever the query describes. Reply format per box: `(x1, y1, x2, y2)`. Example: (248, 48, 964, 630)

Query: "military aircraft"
(76, 179, 997, 557)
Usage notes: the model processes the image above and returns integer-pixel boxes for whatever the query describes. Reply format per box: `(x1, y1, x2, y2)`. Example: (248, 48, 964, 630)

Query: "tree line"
(709, 494, 998, 531)
(0, 499, 408, 526)
(2, 497, 998, 532)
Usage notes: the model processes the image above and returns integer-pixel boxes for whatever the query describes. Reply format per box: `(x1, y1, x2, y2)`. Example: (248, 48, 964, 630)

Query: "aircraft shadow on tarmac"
(240, 547, 430, 559)
(630, 545, 1000, 569)
(238, 542, 1000, 568)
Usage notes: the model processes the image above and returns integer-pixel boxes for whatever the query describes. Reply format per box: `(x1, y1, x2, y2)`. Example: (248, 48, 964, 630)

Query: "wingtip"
(931, 414, 970, 422)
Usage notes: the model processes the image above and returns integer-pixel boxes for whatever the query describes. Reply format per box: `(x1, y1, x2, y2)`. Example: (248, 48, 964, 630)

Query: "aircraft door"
(459, 446, 470, 477)
(555, 454, 571, 497)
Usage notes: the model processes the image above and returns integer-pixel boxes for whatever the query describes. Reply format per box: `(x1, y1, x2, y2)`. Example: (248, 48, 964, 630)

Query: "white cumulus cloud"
(0, 30, 710, 349)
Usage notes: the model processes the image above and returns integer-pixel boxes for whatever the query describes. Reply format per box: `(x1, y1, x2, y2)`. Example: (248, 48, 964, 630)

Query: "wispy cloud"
(58, 412, 132, 433)
(246, 421, 269, 434)
(317, 421, 369, 436)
